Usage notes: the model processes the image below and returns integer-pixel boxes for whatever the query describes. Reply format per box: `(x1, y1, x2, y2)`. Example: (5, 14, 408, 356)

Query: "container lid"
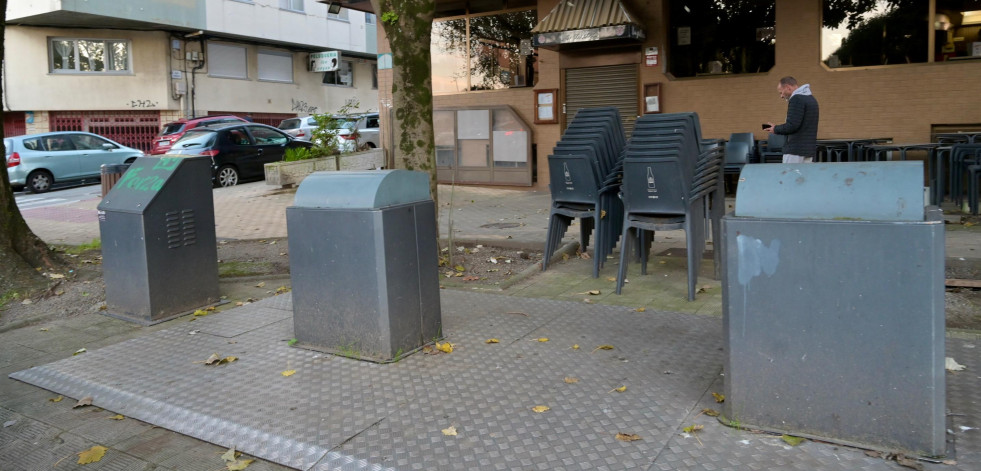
(292, 169, 431, 209)
(98, 156, 202, 213)
(734, 161, 924, 221)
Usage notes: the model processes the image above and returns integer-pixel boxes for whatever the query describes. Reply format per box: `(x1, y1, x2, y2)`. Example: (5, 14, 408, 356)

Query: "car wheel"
(215, 165, 239, 188)
(26, 170, 53, 193)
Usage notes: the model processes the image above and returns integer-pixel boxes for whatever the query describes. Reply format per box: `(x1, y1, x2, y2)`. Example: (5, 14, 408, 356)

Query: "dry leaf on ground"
(781, 435, 804, 446)
(592, 345, 615, 353)
(682, 424, 704, 434)
(485, 338, 500, 344)
(531, 405, 550, 413)
(221, 447, 239, 462)
(442, 426, 458, 436)
(701, 408, 720, 417)
(536, 337, 549, 342)
(73, 397, 93, 408)
(615, 433, 642, 442)
(281, 370, 296, 377)
(564, 377, 579, 384)
(436, 342, 453, 353)
(571, 344, 580, 350)
(712, 392, 725, 403)
(946, 357, 966, 371)
(227, 458, 255, 470)
(49, 395, 64, 403)
(634, 307, 646, 312)
(108, 415, 125, 420)
(77, 445, 107, 464)
(610, 385, 627, 393)
(73, 348, 87, 356)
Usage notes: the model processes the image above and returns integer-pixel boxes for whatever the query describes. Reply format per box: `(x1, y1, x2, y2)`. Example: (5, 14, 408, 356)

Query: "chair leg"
(639, 229, 652, 276)
(580, 216, 593, 255)
(684, 216, 699, 302)
(615, 225, 633, 295)
(542, 213, 570, 271)
(590, 215, 601, 278)
(969, 165, 981, 215)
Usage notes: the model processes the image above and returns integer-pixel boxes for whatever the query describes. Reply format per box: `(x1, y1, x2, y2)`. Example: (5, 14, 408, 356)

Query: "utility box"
(98, 156, 220, 325)
(287, 170, 442, 362)
(721, 161, 945, 457)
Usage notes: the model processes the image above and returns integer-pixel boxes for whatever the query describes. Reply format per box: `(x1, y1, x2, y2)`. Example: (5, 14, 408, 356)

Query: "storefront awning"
(531, 0, 645, 48)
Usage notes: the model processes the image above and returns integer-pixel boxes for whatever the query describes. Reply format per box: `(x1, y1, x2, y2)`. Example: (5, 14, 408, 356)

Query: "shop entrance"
(564, 64, 638, 136)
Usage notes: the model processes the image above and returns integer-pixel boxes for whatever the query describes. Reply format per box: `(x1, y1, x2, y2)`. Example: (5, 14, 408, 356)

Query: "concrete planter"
(264, 149, 386, 188)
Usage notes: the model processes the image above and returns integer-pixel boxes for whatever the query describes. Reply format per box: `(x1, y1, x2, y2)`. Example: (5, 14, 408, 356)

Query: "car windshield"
(338, 119, 358, 130)
(160, 123, 186, 136)
(173, 130, 217, 149)
(279, 119, 301, 130)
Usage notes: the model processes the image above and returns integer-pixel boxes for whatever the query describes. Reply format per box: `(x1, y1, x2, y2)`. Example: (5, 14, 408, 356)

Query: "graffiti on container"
(115, 158, 181, 192)
(291, 98, 319, 114)
(128, 99, 159, 108)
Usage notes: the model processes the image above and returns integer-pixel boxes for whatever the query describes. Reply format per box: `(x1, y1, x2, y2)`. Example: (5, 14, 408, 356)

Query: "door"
(244, 125, 290, 177)
(70, 134, 120, 177)
(38, 133, 82, 180)
(564, 64, 639, 136)
(220, 127, 259, 177)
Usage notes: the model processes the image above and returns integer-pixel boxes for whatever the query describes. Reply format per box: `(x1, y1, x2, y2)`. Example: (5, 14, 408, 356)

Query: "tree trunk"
(371, 0, 438, 204)
(0, 0, 65, 295)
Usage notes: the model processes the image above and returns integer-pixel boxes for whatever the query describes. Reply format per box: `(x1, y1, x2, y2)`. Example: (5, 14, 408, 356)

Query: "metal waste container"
(100, 163, 131, 197)
(721, 161, 945, 457)
(97, 156, 220, 325)
(287, 169, 441, 362)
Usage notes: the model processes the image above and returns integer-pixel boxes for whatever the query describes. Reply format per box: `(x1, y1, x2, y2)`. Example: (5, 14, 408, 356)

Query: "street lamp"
(315, 0, 343, 14)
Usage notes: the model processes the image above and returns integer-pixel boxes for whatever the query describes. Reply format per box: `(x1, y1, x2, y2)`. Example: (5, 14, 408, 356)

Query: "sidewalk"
(3, 180, 980, 470)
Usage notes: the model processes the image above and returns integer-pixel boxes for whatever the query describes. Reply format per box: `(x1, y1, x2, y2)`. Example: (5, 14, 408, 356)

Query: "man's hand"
(763, 122, 775, 134)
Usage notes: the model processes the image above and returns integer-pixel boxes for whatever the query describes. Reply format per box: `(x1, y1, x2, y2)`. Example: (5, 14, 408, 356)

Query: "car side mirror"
(102, 143, 115, 150)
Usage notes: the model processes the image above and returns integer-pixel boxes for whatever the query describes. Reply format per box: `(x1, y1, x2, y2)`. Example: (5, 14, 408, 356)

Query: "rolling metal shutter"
(565, 64, 638, 136)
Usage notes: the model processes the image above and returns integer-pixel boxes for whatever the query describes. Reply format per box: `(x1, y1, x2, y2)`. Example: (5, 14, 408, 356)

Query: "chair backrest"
(765, 133, 786, 152)
(548, 154, 600, 204)
(725, 141, 751, 165)
(621, 158, 688, 216)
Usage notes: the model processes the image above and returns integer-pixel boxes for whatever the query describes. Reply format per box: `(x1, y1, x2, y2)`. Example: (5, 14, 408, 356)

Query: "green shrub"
(283, 147, 313, 162)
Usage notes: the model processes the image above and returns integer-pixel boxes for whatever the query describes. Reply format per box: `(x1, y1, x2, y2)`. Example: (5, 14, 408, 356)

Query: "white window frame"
(280, 0, 304, 12)
(49, 38, 132, 74)
(207, 42, 248, 80)
(322, 59, 354, 87)
(257, 50, 294, 83)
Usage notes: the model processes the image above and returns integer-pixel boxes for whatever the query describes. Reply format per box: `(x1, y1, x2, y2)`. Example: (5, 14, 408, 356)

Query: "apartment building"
(3, 0, 379, 152)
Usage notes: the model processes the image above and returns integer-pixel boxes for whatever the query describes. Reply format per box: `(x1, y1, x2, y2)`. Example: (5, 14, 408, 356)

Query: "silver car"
(277, 116, 318, 142)
(4, 132, 144, 193)
(335, 113, 380, 152)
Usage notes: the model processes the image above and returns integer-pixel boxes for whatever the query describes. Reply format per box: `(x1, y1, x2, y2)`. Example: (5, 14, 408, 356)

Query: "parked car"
(277, 116, 318, 141)
(335, 112, 380, 152)
(150, 115, 247, 155)
(5, 132, 144, 193)
(167, 122, 312, 187)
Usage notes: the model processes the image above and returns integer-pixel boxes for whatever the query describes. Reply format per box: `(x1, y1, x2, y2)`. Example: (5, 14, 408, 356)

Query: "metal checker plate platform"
(9, 291, 980, 471)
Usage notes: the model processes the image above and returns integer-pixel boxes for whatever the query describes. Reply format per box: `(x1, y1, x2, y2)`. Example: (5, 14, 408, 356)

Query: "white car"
(277, 116, 318, 142)
(335, 113, 380, 152)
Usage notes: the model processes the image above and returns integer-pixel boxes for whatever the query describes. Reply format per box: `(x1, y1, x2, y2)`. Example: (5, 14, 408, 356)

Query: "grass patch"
(0, 290, 20, 310)
(218, 261, 276, 277)
(63, 239, 101, 255)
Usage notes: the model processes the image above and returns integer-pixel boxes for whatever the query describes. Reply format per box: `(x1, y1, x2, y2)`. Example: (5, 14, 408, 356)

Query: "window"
(936, 2, 981, 61)
(208, 43, 248, 79)
(431, 9, 537, 94)
(822, 0, 928, 68)
(328, 7, 349, 20)
(50, 38, 130, 73)
(668, 0, 775, 78)
(365, 13, 376, 24)
(70, 134, 114, 150)
(258, 50, 293, 83)
(43, 135, 76, 151)
(280, 0, 303, 12)
(371, 63, 378, 89)
(322, 60, 354, 86)
(248, 126, 289, 145)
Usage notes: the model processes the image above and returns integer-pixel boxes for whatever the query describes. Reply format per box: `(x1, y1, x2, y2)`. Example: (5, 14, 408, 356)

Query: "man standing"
(765, 76, 819, 163)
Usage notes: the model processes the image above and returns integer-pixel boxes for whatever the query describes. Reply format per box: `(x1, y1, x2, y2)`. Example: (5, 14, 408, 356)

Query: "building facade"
(373, 0, 981, 188)
(3, 0, 379, 152)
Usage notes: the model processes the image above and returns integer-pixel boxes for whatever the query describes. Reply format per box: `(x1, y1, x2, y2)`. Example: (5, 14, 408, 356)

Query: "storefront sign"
(309, 51, 339, 72)
(645, 47, 659, 66)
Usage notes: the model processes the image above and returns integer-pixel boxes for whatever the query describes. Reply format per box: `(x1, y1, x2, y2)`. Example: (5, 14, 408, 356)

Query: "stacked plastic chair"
(543, 107, 626, 278)
(615, 112, 724, 301)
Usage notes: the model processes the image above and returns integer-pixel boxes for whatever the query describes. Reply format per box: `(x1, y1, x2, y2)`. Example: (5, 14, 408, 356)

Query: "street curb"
(440, 237, 545, 252)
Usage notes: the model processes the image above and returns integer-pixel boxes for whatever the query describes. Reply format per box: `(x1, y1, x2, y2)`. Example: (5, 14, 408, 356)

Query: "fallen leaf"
(39, 327, 49, 332)
(21, 299, 32, 305)
(3, 420, 16, 428)
(536, 337, 549, 342)
(73, 397, 93, 408)
(276, 286, 290, 294)
(269, 240, 277, 245)
(221, 356, 238, 364)
(571, 344, 580, 350)
(73, 348, 87, 356)
(235, 302, 244, 306)
(441, 426, 458, 436)
(221, 447, 239, 462)
(485, 338, 500, 344)
(964, 221, 976, 227)
(436, 342, 453, 353)
(193, 309, 209, 317)
(615, 432, 642, 442)
(583, 298, 593, 304)
(76, 445, 107, 464)
(564, 377, 579, 384)
(282, 370, 296, 377)
(204, 353, 222, 365)
(255, 281, 266, 288)
(701, 408, 720, 417)
(712, 392, 725, 403)
(592, 345, 615, 353)
(454, 265, 466, 272)
(562, 253, 570, 261)
(606, 277, 617, 282)
(227, 458, 255, 470)
(946, 357, 966, 371)
(108, 414, 125, 420)
(600, 210, 607, 218)
(50, 395, 64, 402)
(682, 424, 704, 433)
(462, 275, 480, 281)
(781, 435, 804, 446)
(587, 290, 601, 295)
(634, 307, 646, 312)
(894, 454, 924, 471)
(49, 273, 65, 279)
(610, 385, 627, 393)
(531, 405, 550, 413)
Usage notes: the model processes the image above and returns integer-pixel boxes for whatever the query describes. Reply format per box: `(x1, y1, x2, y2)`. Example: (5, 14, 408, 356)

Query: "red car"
(149, 115, 247, 155)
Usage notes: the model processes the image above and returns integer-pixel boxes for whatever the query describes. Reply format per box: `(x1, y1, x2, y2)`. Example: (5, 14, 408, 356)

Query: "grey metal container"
(721, 161, 945, 457)
(287, 170, 442, 362)
(97, 156, 220, 325)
